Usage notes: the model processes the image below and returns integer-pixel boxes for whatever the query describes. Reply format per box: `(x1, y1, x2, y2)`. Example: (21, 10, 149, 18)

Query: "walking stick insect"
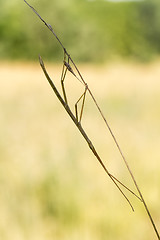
(24, 1, 160, 239)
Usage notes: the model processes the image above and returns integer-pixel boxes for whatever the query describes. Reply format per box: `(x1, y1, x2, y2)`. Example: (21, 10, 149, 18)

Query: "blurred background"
(0, 0, 160, 239)
(1, 0, 160, 62)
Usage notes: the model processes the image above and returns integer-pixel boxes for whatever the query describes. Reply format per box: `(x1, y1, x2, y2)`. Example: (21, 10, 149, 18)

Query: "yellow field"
(0, 60, 160, 240)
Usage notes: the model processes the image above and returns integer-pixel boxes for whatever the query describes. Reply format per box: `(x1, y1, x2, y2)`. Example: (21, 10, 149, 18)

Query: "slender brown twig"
(24, 1, 160, 239)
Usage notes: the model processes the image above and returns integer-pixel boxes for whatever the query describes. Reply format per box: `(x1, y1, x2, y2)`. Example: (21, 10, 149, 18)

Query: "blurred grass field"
(0, 60, 160, 240)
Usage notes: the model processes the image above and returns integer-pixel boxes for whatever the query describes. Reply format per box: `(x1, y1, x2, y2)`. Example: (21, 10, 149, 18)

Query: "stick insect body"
(24, 1, 160, 239)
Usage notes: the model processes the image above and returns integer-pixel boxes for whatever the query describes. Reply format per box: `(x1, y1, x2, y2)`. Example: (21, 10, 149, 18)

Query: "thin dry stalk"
(24, 1, 160, 239)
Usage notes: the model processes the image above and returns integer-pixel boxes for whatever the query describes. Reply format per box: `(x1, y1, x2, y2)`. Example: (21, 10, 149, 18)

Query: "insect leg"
(61, 51, 68, 104)
(75, 84, 88, 122)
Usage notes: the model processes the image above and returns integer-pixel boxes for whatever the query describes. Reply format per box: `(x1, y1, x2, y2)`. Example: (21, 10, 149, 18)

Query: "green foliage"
(1, 0, 160, 62)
